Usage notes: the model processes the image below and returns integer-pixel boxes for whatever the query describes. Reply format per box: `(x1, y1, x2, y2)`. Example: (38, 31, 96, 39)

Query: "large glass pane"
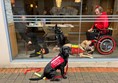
(81, 0, 118, 58)
(4, 0, 82, 59)
(5, 0, 118, 60)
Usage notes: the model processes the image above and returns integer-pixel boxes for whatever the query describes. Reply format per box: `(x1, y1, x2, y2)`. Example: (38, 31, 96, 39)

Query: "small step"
(68, 32, 86, 35)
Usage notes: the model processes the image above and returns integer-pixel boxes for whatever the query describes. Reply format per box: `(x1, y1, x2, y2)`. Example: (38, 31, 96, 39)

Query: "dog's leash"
(24, 68, 41, 75)
(24, 62, 68, 80)
(54, 61, 68, 79)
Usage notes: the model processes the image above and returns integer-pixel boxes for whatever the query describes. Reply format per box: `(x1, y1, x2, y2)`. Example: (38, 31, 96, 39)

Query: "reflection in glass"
(4, 0, 118, 59)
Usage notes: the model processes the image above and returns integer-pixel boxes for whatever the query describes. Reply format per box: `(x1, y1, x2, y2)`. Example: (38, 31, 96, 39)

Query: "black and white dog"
(29, 46, 71, 81)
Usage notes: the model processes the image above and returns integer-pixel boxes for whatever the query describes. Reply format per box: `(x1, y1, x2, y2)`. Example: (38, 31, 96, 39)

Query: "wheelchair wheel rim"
(100, 39, 113, 52)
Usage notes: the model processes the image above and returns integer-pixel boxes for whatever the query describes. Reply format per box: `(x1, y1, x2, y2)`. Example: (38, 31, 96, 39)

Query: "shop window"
(4, 0, 82, 59)
(4, 0, 118, 60)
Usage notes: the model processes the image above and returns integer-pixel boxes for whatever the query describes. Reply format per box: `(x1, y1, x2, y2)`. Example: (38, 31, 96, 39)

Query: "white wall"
(0, 0, 11, 66)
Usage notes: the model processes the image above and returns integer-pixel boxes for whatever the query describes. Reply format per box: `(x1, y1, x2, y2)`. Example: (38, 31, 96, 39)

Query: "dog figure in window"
(53, 40, 95, 58)
(29, 46, 71, 81)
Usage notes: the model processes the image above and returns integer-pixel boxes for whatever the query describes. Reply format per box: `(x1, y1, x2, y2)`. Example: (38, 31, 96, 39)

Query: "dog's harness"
(24, 56, 68, 80)
(51, 56, 64, 69)
(71, 44, 84, 54)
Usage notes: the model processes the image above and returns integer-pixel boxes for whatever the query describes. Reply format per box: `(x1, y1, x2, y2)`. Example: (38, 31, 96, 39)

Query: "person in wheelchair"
(86, 5, 109, 40)
(86, 5, 116, 55)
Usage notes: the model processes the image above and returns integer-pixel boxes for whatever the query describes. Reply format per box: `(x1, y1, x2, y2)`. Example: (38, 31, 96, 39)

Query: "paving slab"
(0, 68, 118, 83)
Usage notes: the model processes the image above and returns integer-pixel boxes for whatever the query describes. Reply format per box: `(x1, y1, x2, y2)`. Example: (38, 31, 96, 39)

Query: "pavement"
(0, 68, 118, 83)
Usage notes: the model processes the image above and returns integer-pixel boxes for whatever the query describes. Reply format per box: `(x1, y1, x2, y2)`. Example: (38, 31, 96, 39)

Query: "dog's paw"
(63, 76, 67, 79)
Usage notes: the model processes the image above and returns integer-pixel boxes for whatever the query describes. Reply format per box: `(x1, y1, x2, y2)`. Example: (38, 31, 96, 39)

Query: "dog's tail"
(29, 74, 45, 81)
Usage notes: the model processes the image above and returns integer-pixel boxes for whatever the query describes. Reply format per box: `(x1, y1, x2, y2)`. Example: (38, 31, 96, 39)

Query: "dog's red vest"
(51, 56, 64, 69)
(71, 48, 84, 54)
(71, 44, 84, 54)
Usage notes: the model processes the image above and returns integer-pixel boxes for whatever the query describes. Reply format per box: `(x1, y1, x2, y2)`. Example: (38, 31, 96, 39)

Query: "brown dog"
(53, 40, 94, 58)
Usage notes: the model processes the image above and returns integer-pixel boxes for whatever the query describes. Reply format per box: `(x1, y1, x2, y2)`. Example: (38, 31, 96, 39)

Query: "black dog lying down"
(29, 46, 71, 81)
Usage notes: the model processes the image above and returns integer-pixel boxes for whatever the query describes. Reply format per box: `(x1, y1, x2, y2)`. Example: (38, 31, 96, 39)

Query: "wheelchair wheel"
(96, 36, 116, 55)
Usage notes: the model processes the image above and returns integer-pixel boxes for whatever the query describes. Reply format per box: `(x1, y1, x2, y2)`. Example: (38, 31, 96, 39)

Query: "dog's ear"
(59, 46, 67, 55)
(59, 47, 63, 54)
(68, 47, 71, 53)
(65, 46, 71, 52)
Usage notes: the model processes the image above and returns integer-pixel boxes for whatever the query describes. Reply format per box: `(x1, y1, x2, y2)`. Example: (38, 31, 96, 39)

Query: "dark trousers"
(86, 26, 100, 40)
(86, 32, 99, 40)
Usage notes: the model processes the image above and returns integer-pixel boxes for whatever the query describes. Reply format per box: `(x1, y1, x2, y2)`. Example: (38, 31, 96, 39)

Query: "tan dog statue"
(53, 40, 95, 58)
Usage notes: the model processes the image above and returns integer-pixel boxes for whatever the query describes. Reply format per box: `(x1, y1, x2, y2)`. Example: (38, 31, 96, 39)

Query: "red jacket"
(93, 12, 109, 32)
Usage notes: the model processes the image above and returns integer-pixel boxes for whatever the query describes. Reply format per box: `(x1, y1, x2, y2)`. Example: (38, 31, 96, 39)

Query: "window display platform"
(15, 45, 118, 59)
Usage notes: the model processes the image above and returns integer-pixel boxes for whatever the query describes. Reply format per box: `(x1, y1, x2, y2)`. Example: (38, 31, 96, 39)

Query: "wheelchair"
(93, 28, 116, 55)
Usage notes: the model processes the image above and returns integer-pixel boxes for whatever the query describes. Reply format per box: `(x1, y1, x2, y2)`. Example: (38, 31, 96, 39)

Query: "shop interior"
(6, 0, 118, 59)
